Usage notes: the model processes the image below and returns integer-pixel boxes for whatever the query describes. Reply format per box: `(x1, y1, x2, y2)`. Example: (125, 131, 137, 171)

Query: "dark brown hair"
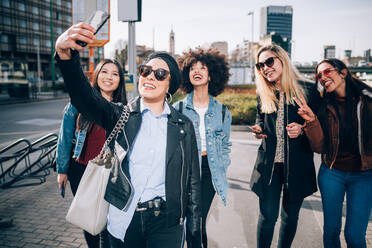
(177, 48, 229, 97)
(77, 59, 127, 131)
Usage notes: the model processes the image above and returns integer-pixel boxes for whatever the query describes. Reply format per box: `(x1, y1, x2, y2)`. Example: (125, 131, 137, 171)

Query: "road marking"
(230, 138, 261, 145)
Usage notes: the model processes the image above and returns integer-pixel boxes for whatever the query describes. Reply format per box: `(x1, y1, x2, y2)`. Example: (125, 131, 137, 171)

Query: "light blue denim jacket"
(56, 103, 87, 174)
(173, 92, 232, 205)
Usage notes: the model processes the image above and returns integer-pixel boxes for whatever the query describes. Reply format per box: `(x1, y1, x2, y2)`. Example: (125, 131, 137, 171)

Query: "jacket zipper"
(285, 103, 290, 189)
(121, 130, 134, 211)
(179, 141, 185, 225)
(329, 106, 339, 169)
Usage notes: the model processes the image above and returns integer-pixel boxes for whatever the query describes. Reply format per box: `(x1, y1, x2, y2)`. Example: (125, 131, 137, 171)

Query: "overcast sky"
(103, 0, 372, 63)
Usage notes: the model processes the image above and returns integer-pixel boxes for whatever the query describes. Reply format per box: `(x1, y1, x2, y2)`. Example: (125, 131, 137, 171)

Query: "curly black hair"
(177, 48, 230, 97)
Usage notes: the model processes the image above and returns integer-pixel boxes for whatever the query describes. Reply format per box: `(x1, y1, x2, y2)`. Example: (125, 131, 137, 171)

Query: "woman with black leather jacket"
(55, 23, 201, 248)
(250, 44, 320, 248)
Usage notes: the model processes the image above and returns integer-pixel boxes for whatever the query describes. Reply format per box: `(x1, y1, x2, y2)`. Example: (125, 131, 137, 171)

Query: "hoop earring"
(165, 92, 172, 103)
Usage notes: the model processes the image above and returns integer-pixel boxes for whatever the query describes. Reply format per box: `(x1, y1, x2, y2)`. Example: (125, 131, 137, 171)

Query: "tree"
(114, 39, 128, 73)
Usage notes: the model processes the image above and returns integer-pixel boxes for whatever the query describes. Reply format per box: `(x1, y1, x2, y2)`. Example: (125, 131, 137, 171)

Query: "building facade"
(0, 0, 91, 83)
(260, 5, 293, 55)
(169, 28, 175, 56)
(324, 45, 336, 59)
(211, 41, 228, 58)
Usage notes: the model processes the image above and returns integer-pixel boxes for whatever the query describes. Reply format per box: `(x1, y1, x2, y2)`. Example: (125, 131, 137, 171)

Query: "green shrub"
(170, 89, 258, 125)
(217, 93, 257, 125)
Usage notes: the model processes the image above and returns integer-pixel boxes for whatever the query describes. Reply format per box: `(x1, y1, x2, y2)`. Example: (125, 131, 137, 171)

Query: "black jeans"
(257, 163, 303, 248)
(186, 155, 215, 248)
(68, 159, 110, 248)
(108, 203, 184, 248)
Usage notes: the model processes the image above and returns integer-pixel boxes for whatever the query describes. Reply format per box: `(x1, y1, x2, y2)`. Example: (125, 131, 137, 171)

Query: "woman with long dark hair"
(55, 23, 201, 248)
(295, 58, 372, 248)
(56, 58, 127, 247)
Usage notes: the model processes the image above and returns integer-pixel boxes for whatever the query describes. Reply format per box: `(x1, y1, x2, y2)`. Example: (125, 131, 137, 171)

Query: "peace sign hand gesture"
(293, 94, 316, 122)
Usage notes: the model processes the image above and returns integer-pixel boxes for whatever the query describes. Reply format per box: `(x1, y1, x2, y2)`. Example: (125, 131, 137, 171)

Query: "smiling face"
(189, 61, 210, 88)
(97, 63, 120, 100)
(317, 62, 346, 96)
(138, 58, 170, 103)
(257, 50, 283, 83)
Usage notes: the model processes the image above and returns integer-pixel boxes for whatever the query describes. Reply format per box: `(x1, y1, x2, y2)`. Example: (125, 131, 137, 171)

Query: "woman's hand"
(251, 125, 267, 139)
(286, 122, 303, 138)
(57, 173, 68, 190)
(55, 23, 96, 60)
(293, 94, 316, 122)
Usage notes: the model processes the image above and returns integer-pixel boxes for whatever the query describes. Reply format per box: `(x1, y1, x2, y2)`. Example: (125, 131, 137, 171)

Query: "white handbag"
(66, 106, 129, 235)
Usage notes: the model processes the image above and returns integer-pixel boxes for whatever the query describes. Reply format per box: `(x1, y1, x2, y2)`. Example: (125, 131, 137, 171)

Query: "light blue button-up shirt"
(107, 99, 170, 241)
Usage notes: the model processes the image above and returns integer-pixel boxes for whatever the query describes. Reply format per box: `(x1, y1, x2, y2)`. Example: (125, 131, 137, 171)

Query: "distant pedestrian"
(295, 58, 372, 248)
(174, 48, 232, 248)
(56, 58, 127, 248)
(55, 23, 202, 248)
(250, 44, 320, 248)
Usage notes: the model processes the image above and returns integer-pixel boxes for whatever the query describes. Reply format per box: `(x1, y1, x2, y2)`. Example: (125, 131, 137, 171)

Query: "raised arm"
(55, 23, 120, 131)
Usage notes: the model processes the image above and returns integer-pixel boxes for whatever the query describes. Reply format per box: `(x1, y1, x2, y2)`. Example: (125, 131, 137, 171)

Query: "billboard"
(72, 0, 110, 47)
(118, 0, 142, 22)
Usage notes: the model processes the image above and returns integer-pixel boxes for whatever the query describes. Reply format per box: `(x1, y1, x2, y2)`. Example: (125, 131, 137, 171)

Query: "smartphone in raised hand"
(76, 10, 110, 47)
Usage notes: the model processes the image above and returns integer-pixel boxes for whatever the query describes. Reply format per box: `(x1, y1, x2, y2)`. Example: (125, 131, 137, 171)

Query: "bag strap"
(222, 104, 226, 123)
(97, 105, 130, 158)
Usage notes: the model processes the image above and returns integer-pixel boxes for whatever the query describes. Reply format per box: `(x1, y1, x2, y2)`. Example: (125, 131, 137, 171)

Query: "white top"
(195, 106, 208, 153)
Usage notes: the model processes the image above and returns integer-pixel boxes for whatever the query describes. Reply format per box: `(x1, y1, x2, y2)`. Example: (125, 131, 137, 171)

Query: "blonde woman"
(250, 44, 320, 248)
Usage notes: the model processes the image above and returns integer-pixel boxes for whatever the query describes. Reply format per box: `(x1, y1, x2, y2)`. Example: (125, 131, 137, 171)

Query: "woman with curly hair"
(174, 48, 232, 248)
(250, 44, 320, 248)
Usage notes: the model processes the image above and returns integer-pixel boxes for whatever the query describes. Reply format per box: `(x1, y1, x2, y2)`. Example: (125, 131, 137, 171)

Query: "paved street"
(0, 100, 371, 247)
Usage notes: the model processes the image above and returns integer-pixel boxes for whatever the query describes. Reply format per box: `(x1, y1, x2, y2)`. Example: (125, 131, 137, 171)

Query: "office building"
(260, 5, 293, 55)
(211, 41, 228, 58)
(0, 0, 91, 82)
(324, 45, 336, 59)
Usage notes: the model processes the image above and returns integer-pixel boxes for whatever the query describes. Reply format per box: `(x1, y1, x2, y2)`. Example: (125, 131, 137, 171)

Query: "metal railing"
(0, 133, 57, 188)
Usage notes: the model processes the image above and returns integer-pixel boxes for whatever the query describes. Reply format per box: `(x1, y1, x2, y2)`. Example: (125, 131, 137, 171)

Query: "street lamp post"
(247, 11, 254, 83)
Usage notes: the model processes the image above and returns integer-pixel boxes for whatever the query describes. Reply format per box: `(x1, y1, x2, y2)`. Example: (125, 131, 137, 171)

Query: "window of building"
(33, 38, 40, 46)
(55, 11, 60, 20)
(3, 16, 11, 26)
(66, 1, 71, 8)
(66, 15, 72, 22)
(19, 36, 27, 45)
(56, 27, 62, 34)
(45, 40, 51, 48)
(32, 6, 39, 15)
(19, 19, 26, 28)
(1, 0, 10, 8)
(18, 2, 25, 11)
(32, 22, 39, 30)
(56, 0, 61, 5)
(1, 34, 8, 43)
(44, 9, 51, 17)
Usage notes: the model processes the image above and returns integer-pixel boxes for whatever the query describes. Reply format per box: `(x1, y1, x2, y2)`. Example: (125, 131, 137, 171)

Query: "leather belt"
(136, 197, 165, 216)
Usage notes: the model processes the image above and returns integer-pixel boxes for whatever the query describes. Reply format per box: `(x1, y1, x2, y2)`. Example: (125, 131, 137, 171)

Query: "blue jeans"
(318, 164, 372, 248)
(257, 163, 304, 248)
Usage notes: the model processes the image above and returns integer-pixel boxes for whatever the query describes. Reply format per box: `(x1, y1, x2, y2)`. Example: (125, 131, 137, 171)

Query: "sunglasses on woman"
(139, 65, 170, 81)
(255, 57, 278, 70)
(315, 68, 337, 81)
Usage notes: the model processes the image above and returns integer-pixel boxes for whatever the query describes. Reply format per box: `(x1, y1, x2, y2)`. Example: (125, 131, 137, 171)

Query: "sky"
(103, 0, 372, 64)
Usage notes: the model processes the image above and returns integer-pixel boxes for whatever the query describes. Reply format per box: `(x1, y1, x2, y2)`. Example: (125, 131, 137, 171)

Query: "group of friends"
(54, 22, 372, 248)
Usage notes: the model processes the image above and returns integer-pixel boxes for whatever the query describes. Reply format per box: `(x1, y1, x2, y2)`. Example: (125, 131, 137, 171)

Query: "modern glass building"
(0, 0, 91, 82)
(260, 5, 293, 55)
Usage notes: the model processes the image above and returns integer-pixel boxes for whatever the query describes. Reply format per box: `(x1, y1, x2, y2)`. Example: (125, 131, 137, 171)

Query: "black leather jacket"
(56, 50, 201, 246)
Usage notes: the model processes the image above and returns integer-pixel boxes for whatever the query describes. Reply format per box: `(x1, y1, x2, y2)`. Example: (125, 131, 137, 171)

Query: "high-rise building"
(169, 28, 175, 56)
(211, 41, 228, 58)
(364, 49, 371, 63)
(324, 45, 336, 59)
(260, 5, 293, 55)
(0, 0, 91, 82)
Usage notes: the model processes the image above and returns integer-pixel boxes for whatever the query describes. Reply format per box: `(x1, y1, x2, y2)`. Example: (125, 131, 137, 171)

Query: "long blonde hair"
(255, 44, 309, 114)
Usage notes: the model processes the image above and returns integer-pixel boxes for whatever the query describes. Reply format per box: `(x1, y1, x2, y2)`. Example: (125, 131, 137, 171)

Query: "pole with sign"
(118, 0, 142, 96)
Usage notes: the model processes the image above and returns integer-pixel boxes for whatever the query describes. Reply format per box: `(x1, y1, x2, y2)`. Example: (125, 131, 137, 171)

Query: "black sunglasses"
(255, 57, 278, 70)
(139, 65, 170, 81)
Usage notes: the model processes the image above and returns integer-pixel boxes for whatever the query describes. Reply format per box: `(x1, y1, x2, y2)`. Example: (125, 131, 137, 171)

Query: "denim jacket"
(173, 92, 232, 205)
(55, 103, 87, 174)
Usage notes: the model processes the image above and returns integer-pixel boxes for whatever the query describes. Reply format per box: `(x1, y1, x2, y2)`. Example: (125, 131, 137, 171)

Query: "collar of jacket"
(185, 91, 215, 112)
